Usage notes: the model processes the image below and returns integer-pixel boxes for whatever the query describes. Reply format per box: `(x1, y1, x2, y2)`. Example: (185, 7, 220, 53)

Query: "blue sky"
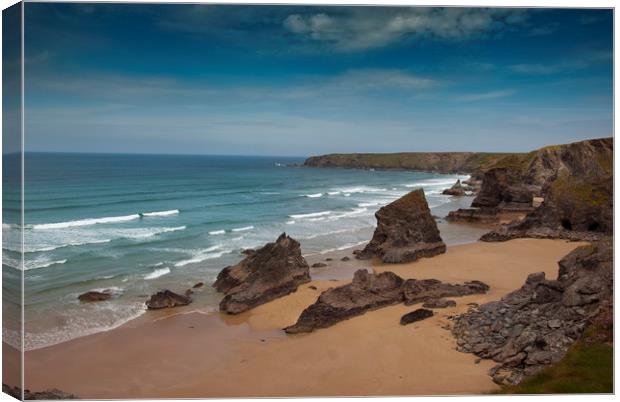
(23, 4, 613, 156)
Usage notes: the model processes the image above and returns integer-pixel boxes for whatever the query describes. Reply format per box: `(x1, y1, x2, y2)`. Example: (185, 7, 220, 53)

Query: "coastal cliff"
(303, 152, 520, 175)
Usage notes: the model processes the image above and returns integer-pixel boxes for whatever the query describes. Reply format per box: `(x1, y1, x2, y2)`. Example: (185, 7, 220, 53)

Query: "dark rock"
(446, 207, 500, 224)
(285, 270, 404, 334)
(452, 240, 612, 385)
(213, 233, 311, 314)
(340, 256, 350, 261)
(285, 270, 489, 334)
(309, 285, 318, 290)
(185, 289, 194, 296)
(3, 384, 78, 399)
(400, 308, 434, 325)
(352, 250, 362, 255)
(312, 262, 327, 268)
(78, 291, 113, 302)
(357, 189, 446, 263)
(472, 168, 534, 211)
(325, 258, 333, 261)
(146, 290, 192, 309)
(403, 279, 489, 305)
(192, 282, 204, 289)
(241, 249, 256, 256)
(423, 298, 457, 308)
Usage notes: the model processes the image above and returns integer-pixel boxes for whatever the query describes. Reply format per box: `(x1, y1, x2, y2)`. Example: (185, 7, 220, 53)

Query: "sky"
(21, 4, 613, 156)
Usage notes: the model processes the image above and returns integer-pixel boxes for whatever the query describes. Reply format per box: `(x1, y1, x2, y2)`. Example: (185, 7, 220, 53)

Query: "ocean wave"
(144, 267, 171, 280)
(335, 186, 387, 194)
(141, 209, 179, 217)
(303, 228, 358, 240)
(5, 256, 68, 271)
(31, 209, 180, 230)
(286, 220, 296, 225)
(209, 229, 226, 235)
(304, 193, 323, 198)
(358, 202, 379, 207)
(174, 245, 230, 267)
(231, 225, 254, 232)
(319, 240, 368, 254)
(289, 211, 331, 219)
(327, 191, 340, 195)
(129, 226, 186, 238)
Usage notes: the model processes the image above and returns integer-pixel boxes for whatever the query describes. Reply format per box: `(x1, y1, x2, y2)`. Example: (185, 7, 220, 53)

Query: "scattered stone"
(423, 298, 457, 309)
(325, 258, 333, 261)
(352, 250, 362, 255)
(146, 290, 192, 309)
(185, 289, 194, 296)
(77, 291, 112, 302)
(403, 279, 489, 305)
(357, 189, 446, 263)
(400, 308, 434, 325)
(241, 249, 256, 256)
(340, 256, 350, 261)
(308, 285, 318, 290)
(451, 240, 612, 385)
(192, 282, 204, 289)
(446, 207, 500, 224)
(3, 384, 78, 400)
(312, 262, 327, 268)
(213, 233, 310, 314)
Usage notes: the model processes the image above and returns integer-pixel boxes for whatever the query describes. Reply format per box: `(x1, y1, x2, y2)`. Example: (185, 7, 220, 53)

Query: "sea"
(2, 153, 482, 350)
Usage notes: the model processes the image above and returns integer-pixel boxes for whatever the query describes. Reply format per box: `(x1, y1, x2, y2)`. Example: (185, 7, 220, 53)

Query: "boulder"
(192, 282, 204, 289)
(357, 189, 446, 263)
(285, 270, 404, 334)
(213, 233, 311, 314)
(341, 256, 350, 261)
(400, 308, 434, 325)
(312, 262, 327, 268)
(471, 168, 534, 211)
(78, 291, 112, 302)
(146, 290, 192, 309)
(451, 240, 612, 385)
(442, 179, 466, 196)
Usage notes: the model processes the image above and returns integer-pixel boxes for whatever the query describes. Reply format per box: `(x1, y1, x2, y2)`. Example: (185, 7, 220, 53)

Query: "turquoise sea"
(3, 153, 478, 350)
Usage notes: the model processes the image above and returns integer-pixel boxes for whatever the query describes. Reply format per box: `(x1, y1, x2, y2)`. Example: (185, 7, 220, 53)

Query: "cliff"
(303, 152, 520, 175)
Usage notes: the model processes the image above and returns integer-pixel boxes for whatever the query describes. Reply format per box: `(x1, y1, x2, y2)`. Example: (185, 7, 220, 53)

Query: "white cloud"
(283, 8, 529, 51)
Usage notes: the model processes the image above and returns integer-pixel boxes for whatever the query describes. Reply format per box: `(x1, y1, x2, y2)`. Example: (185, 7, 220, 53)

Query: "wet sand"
(21, 238, 584, 398)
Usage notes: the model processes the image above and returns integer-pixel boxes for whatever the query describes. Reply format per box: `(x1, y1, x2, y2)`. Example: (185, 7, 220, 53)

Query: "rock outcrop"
(146, 290, 192, 309)
(481, 173, 612, 242)
(357, 189, 446, 263)
(446, 207, 499, 224)
(78, 290, 113, 302)
(213, 233, 311, 314)
(423, 298, 457, 308)
(285, 269, 489, 334)
(471, 168, 535, 212)
(442, 179, 467, 196)
(451, 240, 612, 385)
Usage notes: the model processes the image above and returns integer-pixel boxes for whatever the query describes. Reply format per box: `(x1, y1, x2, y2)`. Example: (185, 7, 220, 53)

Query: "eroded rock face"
(451, 240, 612, 385)
(480, 174, 612, 242)
(213, 233, 311, 314)
(442, 179, 466, 196)
(284, 270, 404, 334)
(146, 290, 192, 310)
(285, 270, 489, 334)
(78, 291, 112, 302)
(472, 168, 534, 211)
(422, 298, 457, 309)
(357, 189, 446, 263)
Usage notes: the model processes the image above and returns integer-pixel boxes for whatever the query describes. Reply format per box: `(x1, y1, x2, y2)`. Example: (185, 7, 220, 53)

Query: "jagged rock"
(192, 282, 204, 289)
(357, 189, 446, 263)
(2, 384, 78, 400)
(481, 174, 612, 242)
(285, 270, 489, 334)
(442, 179, 466, 196)
(446, 207, 500, 224)
(241, 249, 256, 256)
(213, 233, 310, 314)
(423, 298, 457, 308)
(285, 270, 404, 334)
(78, 291, 112, 302)
(452, 240, 612, 385)
(403, 279, 489, 305)
(400, 308, 434, 325)
(471, 168, 534, 211)
(312, 262, 327, 268)
(146, 290, 192, 309)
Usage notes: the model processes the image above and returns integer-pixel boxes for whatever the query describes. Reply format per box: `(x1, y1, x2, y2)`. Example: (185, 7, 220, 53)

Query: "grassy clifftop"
(303, 152, 521, 175)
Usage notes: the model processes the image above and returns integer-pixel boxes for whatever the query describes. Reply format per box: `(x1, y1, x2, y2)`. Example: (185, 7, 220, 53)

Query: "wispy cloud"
(454, 89, 515, 101)
(283, 8, 529, 51)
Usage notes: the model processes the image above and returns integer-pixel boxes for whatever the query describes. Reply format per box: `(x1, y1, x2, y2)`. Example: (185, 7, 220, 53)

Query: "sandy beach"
(18, 237, 585, 398)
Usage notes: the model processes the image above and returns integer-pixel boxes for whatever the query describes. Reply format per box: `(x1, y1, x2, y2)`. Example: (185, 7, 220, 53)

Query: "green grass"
(496, 325, 613, 394)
